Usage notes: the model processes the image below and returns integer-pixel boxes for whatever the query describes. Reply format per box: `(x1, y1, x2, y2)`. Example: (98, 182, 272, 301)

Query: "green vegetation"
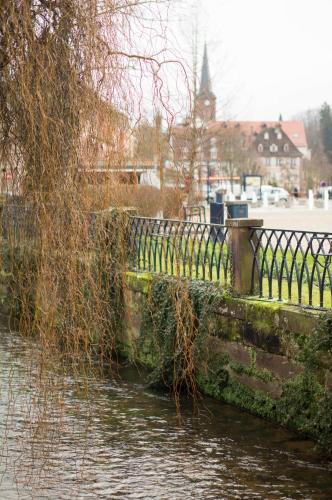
(133, 232, 229, 283)
(132, 232, 331, 308)
(128, 274, 332, 454)
(138, 276, 231, 408)
(229, 362, 274, 383)
(320, 102, 332, 164)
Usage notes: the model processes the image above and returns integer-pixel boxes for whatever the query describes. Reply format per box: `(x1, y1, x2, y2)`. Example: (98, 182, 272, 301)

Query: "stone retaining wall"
(120, 272, 332, 452)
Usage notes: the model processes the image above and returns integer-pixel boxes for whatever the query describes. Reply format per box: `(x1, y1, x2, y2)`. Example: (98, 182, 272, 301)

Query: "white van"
(261, 185, 290, 204)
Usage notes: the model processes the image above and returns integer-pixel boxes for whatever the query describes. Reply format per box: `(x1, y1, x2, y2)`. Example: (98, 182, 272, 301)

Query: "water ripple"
(0, 329, 331, 499)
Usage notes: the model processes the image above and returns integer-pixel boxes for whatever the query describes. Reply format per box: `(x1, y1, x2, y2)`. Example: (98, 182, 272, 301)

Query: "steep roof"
(199, 43, 211, 94)
(252, 126, 302, 158)
(280, 121, 307, 149)
(197, 43, 216, 101)
(206, 120, 308, 149)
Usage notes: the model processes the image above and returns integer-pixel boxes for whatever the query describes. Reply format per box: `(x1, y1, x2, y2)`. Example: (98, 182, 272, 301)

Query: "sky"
(165, 0, 332, 121)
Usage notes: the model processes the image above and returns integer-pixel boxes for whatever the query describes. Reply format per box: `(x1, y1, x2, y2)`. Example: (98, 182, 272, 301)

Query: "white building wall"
(258, 156, 301, 190)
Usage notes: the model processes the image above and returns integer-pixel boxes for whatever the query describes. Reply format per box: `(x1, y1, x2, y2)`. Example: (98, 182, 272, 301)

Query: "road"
(250, 201, 332, 232)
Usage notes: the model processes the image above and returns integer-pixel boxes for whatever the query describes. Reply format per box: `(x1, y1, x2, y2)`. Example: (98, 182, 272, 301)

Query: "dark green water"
(0, 328, 331, 499)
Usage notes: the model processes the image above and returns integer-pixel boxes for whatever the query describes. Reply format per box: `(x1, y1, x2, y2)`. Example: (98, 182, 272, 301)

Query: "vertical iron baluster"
(278, 230, 293, 302)
(137, 218, 146, 271)
(249, 227, 264, 296)
(195, 224, 207, 279)
(310, 235, 324, 307)
(298, 233, 314, 306)
(182, 221, 194, 278)
(289, 232, 304, 304)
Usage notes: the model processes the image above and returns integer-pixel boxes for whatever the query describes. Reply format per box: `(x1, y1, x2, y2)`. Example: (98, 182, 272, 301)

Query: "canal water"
(0, 326, 331, 499)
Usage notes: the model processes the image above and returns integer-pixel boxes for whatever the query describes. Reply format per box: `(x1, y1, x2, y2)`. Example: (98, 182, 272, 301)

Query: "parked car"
(261, 185, 290, 204)
(316, 186, 332, 199)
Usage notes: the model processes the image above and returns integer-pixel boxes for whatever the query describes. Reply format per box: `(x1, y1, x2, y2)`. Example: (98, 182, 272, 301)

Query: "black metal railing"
(250, 227, 332, 308)
(2, 205, 331, 310)
(129, 216, 229, 283)
(182, 205, 206, 223)
(1, 204, 37, 242)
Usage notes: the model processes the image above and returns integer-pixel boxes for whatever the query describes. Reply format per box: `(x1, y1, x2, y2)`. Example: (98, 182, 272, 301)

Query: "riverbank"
(120, 272, 332, 454)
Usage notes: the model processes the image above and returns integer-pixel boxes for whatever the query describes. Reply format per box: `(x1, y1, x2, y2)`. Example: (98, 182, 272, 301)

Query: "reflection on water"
(0, 327, 331, 499)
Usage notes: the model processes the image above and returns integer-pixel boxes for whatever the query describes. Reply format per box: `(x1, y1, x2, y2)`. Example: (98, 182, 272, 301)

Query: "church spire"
(195, 43, 216, 122)
(199, 43, 212, 94)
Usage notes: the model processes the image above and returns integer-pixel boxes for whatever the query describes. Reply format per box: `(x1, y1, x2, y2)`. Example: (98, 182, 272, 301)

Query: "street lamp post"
(206, 160, 210, 202)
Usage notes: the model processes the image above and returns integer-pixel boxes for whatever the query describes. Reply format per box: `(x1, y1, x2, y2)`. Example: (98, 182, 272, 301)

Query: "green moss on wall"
(229, 361, 274, 383)
(126, 271, 152, 294)
(124, 272, 332, 454)
(216, 315, 332, 454)
(137, 276, 230, 391)
(115, 339, 135, 362)
(220, 378, 278, 420)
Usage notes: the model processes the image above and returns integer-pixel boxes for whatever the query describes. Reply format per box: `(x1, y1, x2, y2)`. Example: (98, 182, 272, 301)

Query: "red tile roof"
(205, 120, 307, 149)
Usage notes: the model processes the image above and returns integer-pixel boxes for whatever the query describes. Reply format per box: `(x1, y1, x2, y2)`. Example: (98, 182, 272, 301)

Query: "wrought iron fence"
(2, 204, 331, 310)
(182, 205, 206, 223)
(1, 203, 37, 242)
(129, 216, 229, 283)
(250, 227, 332, 308)
(0, 205, 97, 245)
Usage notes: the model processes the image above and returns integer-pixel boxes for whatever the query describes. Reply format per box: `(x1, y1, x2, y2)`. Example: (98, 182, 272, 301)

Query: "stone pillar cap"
(225, 218, 263, 228)
(224, 200, 249, 205)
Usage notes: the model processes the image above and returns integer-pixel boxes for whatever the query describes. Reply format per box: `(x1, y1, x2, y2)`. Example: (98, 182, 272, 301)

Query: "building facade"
(169, 45, 310, 195)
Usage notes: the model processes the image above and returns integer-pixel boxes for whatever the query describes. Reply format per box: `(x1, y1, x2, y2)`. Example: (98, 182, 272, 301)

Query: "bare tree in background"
(295, 108, 332, 187)
(219, 125, 247, 192)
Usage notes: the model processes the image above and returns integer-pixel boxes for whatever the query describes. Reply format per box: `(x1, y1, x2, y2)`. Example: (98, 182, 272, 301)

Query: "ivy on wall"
(137, 274, 332, 454)
(140, 276, 231, 410)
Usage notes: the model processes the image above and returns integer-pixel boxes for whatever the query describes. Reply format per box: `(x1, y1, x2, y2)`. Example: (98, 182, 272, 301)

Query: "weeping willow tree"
(0, 0, 178, 490)
(0, 0, 167, 362)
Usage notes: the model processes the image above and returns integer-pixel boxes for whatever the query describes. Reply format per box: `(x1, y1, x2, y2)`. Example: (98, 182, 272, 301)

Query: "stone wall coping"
(125, 272, 323, 322)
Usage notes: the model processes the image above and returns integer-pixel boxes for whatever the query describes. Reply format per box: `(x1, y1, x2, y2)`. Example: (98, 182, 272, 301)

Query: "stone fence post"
(225, 218, 263, 295)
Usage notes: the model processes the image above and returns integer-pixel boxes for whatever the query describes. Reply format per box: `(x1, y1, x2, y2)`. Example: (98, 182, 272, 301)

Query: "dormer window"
(284, 143, 289, 153)
(258, 143, 264, 153)
(264, 132, 269, 140)
(270, 143, 278, 153)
